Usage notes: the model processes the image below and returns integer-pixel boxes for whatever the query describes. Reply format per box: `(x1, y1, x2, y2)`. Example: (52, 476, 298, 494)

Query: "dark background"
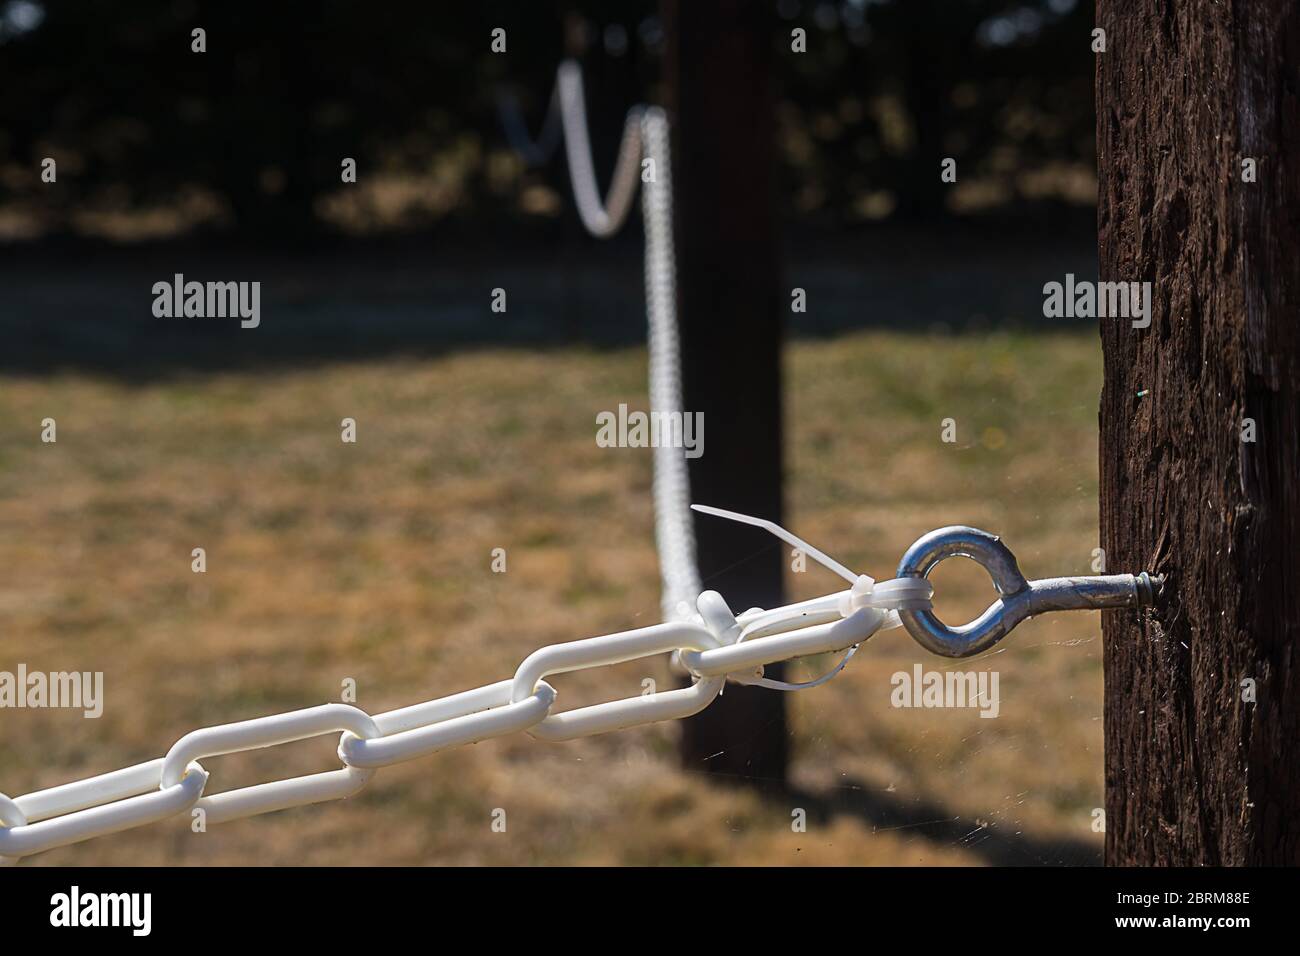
(0, 0, 1098, 375)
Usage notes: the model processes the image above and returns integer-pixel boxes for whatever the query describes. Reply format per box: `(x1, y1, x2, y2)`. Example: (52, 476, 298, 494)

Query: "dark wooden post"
(1097, 0, 1300, 864)
(662, 0, 788, 786)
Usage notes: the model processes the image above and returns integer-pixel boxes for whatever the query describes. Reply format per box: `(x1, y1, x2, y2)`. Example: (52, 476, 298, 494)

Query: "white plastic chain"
(0, 508, 933, 865)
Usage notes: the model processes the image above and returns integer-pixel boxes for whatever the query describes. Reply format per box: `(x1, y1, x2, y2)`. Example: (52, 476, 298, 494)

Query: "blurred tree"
(778, 0, 1095, 223)
(0, 1, 649, 239)
(0, 0, 1097, 241)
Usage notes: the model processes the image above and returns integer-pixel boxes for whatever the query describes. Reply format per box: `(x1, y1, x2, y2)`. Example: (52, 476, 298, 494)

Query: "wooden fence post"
(1097, 0, 1300, 864)
(662, 0, 789, 786)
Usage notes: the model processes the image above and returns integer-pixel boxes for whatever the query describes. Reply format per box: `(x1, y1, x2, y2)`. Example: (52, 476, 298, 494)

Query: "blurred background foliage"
(0, 0, 1095, 243)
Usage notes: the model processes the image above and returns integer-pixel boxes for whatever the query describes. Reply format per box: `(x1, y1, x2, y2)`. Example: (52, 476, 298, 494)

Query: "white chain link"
(0, 555, 931, 864)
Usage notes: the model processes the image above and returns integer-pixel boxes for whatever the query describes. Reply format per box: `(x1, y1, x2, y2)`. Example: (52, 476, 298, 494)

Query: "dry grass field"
(0, 329, 1106, 865)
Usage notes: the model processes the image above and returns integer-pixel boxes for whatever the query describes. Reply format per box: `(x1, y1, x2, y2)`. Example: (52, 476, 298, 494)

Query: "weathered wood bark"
(662, 0, 788, 785)
(1098, 0, 1300, 865)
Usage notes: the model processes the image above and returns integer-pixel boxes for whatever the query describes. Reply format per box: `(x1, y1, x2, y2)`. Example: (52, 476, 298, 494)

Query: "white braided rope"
(556, 60, 645, 237)
(510, 60, 700, 620)
(640, 107, 701, 620)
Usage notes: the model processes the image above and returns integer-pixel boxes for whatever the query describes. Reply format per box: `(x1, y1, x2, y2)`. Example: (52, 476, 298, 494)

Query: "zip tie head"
(833, 573, 920, 610)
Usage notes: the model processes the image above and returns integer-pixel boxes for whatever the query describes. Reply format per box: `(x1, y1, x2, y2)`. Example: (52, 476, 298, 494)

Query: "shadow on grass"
(685, 768, 1101, 866)
(0, 218, 1099, 382)
(784, 777, 1102, 866)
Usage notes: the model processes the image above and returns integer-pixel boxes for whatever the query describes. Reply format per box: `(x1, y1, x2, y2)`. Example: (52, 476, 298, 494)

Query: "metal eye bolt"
(895, 526, 1163, 658)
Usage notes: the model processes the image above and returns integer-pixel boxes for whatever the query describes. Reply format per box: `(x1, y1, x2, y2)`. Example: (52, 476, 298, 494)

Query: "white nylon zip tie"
(690, 505, 933, 691)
